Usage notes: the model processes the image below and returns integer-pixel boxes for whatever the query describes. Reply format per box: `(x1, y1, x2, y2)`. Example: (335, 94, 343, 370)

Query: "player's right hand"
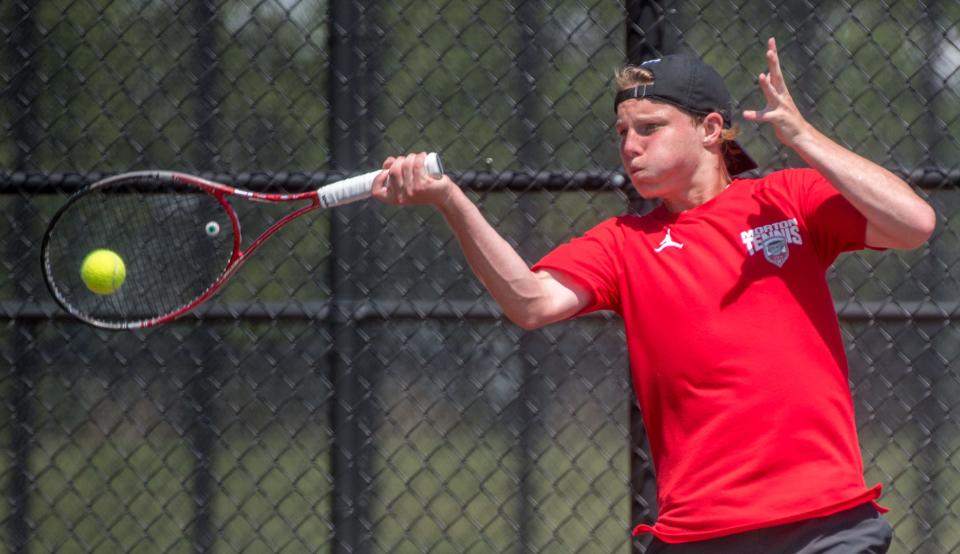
(372, 152, 453, 208)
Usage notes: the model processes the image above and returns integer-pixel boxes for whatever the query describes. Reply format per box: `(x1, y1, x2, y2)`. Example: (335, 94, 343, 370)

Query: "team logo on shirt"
(654, 227, 684, 252)
(740, 218, 801, 267)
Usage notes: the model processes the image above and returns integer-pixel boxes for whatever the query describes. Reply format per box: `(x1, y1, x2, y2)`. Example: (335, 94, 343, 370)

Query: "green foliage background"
(1, 0, 958, 552)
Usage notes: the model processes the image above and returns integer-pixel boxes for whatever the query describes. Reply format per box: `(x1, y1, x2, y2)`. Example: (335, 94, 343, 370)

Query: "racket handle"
(317, 152, 444, 208)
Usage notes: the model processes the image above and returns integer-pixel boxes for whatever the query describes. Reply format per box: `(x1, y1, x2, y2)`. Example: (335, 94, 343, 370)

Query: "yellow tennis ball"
(80, 249, 127, 295)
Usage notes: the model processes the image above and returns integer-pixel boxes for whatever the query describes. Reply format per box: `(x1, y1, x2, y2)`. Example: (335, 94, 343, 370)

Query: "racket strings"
(44, 181, 235, 326)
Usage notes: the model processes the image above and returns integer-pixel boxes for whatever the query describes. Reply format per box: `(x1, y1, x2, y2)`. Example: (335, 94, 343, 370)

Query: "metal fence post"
(192, 0, 219, 172)
(5, 1, 40, 551)
(188, 1, 219, 550)
(328, 1, 374, 552)
(625, 0, 677, 63)
(514, 1, 548, 550)
(624, 1, 675, 550)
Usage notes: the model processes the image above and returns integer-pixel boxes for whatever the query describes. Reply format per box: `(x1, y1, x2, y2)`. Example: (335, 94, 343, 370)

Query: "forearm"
(790, 124, 935, 248)
(744, 37, 934, 249)
(435, 187, 556, 328)
(372, 153, 584, 327)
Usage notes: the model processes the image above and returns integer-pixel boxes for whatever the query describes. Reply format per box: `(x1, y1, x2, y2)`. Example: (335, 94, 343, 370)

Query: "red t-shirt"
(531, 168, 884, 543)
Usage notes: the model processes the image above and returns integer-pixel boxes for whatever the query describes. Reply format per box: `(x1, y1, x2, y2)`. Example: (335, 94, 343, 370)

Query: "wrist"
(434, 178, 462, 214)
(784, 120, 819, 151)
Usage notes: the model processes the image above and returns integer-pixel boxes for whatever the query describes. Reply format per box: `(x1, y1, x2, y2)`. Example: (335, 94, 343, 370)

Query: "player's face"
(616, 99, 705, 200)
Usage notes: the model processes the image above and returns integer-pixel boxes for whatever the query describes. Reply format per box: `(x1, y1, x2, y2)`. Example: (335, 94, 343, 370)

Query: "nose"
(620, 129, 643, 159)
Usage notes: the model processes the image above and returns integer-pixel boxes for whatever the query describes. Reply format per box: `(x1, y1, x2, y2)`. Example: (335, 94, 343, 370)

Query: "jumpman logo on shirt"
(654, 227, 684, 252)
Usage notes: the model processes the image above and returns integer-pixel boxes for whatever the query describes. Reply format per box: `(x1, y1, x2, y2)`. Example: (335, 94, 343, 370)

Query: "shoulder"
(567, 216, 630, 253)
(750, 168, 827, 190)
(566, 212, 665, 256)
(615, 208, 673, 233)
(584, 214, 642, 237)
(731, 169, 833, 209)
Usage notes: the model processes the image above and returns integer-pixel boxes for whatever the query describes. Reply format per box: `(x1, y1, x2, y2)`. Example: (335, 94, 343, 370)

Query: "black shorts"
(644, 503, 893, 554)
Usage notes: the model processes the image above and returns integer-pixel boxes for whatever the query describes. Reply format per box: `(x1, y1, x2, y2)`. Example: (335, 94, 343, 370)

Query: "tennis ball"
(80, 249, 127, 295)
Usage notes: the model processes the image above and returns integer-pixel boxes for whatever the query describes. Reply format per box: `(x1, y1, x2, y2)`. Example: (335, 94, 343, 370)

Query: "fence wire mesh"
(1, 0, 958, 552)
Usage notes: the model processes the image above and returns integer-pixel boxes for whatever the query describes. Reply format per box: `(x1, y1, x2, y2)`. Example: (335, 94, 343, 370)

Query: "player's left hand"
(742, 37, 811, 149)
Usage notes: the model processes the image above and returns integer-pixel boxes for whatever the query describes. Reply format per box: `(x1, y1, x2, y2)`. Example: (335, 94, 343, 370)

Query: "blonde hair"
(614, 65, 740, 142)
(615, 65, 656, 89)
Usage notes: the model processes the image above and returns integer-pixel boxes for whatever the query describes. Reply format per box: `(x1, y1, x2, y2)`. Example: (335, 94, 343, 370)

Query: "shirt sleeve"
(790, 168, 874, 266)
(531, 217, 623, 316)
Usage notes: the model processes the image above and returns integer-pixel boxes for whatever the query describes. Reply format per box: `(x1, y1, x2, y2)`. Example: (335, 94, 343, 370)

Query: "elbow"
(507, 311, 547, 331)
(498, 272, 584, 330)
(902, 203, 937, 250)
(503, 298, 560, 330)
(878, 202, 937, 251)
(917, 204, 937, 243)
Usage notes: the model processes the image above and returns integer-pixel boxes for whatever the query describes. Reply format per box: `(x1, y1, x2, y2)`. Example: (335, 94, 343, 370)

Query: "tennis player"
(372, 37, 935, 553)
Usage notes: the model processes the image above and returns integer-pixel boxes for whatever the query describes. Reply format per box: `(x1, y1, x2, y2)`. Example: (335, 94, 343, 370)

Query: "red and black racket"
(40, 153, 443, 330)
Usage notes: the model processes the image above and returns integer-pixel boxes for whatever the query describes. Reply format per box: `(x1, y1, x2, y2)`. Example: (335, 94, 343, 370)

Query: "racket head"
(41, 171, 240, 329)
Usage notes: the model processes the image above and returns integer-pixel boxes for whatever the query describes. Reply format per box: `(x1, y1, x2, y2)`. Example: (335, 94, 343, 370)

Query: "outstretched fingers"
(742, 37, 810, 148)
(765, 37, 787, 93)
(743, 38, 790, 122)
(743, 73, 773, 122)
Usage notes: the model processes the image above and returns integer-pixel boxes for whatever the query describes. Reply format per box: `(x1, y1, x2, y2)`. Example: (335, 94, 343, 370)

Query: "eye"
(638, 123, 661, 136)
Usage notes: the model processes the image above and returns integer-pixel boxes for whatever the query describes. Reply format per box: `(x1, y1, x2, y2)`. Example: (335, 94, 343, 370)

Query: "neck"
(662, 160, 732, 213)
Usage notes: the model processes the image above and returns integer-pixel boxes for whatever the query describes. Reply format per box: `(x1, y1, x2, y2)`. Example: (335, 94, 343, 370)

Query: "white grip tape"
(317, 169, 380, 208)
(317, 152, 444, 208)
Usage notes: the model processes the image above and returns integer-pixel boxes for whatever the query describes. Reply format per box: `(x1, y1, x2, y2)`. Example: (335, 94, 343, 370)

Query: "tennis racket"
(41, 153, 444, 330)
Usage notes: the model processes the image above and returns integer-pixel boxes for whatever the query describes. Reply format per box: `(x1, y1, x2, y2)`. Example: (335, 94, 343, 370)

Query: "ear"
(701, 112, 725, 147)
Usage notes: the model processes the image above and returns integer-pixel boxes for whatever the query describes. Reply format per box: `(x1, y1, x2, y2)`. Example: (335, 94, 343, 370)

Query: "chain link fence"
(1, 0, 958, 552)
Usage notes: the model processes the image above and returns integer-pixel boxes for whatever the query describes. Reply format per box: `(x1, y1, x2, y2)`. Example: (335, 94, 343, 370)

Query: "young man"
(371, 38, 935, 553)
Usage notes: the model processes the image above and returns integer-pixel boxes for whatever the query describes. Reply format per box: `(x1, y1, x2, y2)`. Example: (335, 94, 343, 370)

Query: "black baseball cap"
(614, 53, 758, 176)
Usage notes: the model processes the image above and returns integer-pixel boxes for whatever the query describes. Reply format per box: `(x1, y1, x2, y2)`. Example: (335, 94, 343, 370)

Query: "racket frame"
(41, 156, 442, 330)
(154, 172, 325, 329)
